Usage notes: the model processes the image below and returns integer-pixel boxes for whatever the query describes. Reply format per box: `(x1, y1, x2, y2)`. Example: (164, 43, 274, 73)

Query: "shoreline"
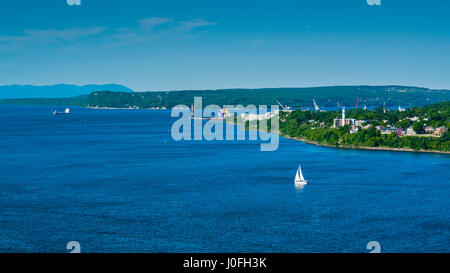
(240, 123, 450, 155)
(281, 134, 450, 155)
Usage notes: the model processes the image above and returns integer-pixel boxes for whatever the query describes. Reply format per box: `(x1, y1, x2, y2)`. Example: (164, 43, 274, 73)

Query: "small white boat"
(294, 165, 308, 185)
(53, 108, 70, 115)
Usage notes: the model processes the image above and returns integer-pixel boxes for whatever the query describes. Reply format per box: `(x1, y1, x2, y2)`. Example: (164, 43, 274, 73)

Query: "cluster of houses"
(375, 125, 448, 137)
(332, 108, 448, 137)
(375, 125, 414, 137)
(424, 126, 448, 136)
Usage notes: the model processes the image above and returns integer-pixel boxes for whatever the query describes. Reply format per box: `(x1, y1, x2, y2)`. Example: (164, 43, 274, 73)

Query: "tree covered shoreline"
(278, 101, 450, 153)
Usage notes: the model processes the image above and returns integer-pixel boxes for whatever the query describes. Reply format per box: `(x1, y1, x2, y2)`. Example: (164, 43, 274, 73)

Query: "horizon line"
(2, 83, 450, 92)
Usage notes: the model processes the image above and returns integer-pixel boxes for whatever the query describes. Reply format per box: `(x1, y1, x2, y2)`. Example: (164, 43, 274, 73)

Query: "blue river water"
(0, 105, 449, 253)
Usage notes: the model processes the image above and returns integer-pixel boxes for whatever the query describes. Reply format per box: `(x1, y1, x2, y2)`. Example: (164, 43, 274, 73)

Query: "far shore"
(86, 106, 167, 110)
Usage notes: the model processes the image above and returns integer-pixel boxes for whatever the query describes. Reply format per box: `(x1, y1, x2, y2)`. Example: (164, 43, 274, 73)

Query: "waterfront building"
(332, 107, 356, 127)
(381, 127, 399, 135)
(333, 118, 356, 127)
(395, 128, 405, 136)
(435, 126, 448, 136)
(424, 126, 434, 134)
(350, 125, 359, 134)
(240, 112, 276, 122)
(406, 127, 417, 136)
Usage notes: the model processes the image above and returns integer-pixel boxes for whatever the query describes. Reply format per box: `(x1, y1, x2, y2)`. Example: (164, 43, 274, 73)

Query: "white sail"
(65, 108, 70, 114)
(295, 165, 307, 184)
(298, 166, 305, 181)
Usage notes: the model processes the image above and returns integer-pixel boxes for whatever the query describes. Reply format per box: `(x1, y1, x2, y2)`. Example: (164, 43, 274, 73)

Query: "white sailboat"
(294, 165, 307, 185)
(53, 108, 70, 115)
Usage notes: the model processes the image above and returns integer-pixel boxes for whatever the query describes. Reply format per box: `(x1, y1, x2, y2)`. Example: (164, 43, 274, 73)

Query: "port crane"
(276, 101, 288, 111)
(313, 99, 320, 111)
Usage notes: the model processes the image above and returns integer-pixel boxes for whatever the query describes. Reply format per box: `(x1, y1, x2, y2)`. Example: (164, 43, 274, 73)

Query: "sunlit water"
(0, 105, 448, 253)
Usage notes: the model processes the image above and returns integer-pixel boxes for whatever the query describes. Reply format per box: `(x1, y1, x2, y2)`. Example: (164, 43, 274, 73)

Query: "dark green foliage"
(84, 86, 450, 109)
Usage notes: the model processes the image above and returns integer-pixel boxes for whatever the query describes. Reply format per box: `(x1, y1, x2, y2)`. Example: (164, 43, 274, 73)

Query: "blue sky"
(0, 0, 449, 91)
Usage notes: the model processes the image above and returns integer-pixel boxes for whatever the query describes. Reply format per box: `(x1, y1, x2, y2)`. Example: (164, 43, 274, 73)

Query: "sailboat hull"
(295, 180, 307, 185)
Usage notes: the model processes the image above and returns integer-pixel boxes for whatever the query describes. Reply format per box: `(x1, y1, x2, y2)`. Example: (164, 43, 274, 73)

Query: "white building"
(355, 120, 369, 127)
(333, 107, 356, 127)
(406, 127, 417, 136)
(240, 112, 277, 122)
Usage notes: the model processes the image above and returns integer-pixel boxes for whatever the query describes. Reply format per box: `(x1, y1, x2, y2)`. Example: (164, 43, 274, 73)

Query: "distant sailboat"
(53, 108, 70, 115)
(294, 165, 308, 185)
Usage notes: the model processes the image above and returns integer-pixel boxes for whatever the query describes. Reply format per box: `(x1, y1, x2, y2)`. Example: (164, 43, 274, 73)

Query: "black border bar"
(0, 253, 446, 272)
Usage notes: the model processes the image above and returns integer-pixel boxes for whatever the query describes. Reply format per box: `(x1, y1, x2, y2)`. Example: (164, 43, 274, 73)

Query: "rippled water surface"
(0, 105, 448, 252)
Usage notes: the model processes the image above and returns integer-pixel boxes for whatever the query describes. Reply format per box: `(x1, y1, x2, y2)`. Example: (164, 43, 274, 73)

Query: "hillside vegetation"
(85, 86, 450, 109)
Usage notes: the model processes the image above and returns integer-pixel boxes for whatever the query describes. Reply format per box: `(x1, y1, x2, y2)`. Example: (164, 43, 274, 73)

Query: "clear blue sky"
(0, 0, 449, 91)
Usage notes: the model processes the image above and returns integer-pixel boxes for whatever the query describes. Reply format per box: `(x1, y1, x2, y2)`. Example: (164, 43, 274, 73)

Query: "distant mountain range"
(0, 84, 134, 99)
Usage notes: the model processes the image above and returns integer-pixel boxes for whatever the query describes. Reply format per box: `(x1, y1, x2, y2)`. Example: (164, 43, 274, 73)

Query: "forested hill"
(85, 86, 450, 109)
(1, 86, 450, 108)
